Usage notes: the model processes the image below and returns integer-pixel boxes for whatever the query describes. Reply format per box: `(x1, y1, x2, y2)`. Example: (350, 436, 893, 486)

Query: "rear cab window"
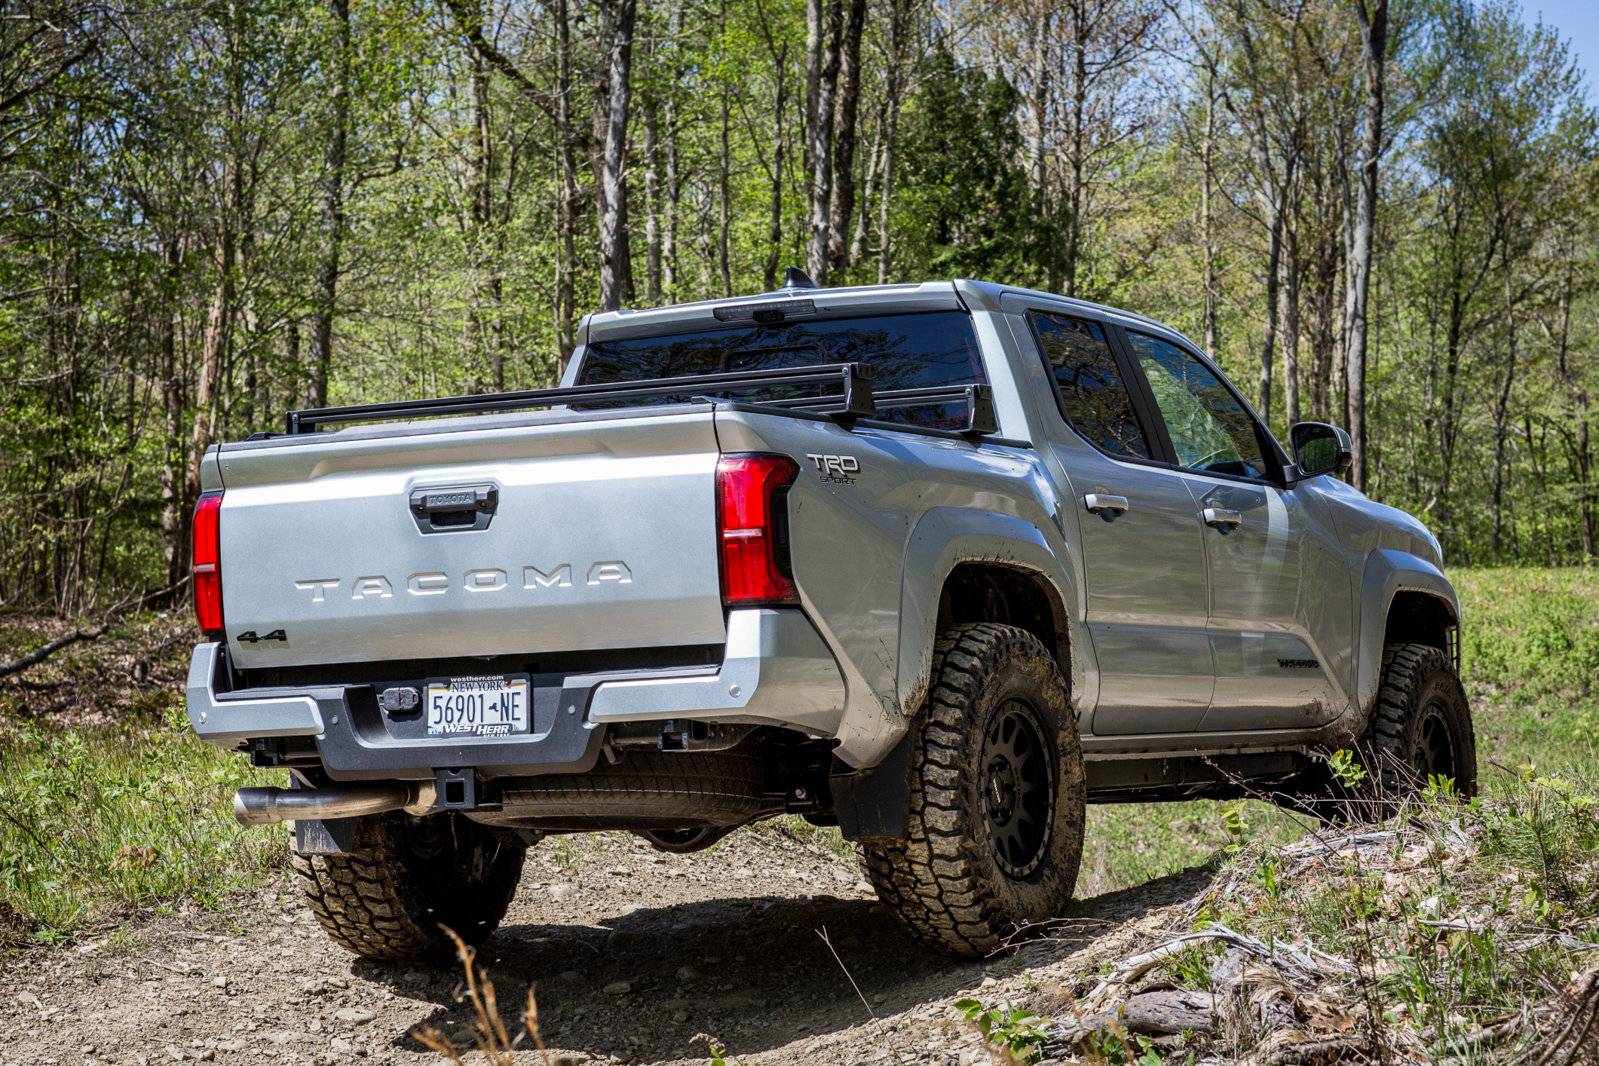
(578, 310, 986, 430)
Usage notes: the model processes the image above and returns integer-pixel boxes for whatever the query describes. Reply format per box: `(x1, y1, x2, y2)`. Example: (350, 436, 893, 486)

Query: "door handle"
(1083, 493, 1130, 516)
(1202, 506, 1242, 529)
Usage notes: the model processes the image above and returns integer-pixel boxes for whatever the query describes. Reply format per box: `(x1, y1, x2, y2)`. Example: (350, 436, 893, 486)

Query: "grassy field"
(0, 714, 284, 945)
(1, 566, 1596, 947)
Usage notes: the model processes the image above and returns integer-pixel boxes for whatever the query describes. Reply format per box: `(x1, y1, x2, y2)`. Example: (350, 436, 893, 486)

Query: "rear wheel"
(291, 812, 525, 962)
(861, 623, 1086, 957)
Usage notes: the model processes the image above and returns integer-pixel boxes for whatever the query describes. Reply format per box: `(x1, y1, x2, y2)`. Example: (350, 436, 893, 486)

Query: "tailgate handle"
(409, 484, 498, 533)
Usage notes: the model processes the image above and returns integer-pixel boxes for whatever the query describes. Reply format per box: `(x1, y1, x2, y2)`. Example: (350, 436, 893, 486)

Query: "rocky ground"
(0, 824, 1208, 1066)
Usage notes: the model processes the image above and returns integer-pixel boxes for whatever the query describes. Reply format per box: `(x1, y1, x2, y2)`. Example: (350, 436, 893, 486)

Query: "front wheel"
(291, 812, 525, 962)
(1286, 641, 1477, 823)
(861, 623, 1086, 957)
(1359, 642, 1477, 808)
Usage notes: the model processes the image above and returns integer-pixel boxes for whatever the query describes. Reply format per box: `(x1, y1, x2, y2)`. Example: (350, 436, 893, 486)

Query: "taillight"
(716, 454, 799, 606)
(192, 491, 224, 637)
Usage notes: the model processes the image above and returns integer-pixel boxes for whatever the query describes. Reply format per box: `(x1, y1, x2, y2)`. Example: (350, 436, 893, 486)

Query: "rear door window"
(578, 311, 986, 429)
(1028, 310, 1151, 460)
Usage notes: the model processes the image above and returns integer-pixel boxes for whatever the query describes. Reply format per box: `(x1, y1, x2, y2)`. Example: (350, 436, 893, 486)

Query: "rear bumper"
(185, 608, 847, 781)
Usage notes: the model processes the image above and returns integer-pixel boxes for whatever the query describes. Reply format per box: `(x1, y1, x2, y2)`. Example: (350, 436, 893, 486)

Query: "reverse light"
(716, 454, 799, 607)
(192, 491, 225, 637)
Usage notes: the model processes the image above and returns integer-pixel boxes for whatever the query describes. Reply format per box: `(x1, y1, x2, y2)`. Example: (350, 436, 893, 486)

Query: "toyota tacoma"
(185, 275, 1473, 960)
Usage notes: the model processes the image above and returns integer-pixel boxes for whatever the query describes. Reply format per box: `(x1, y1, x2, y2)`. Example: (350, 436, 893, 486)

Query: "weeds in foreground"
(1052, 769, 1599, 1063)
(412, 927, 551, 1066)
(956, 998, 1049, 1064)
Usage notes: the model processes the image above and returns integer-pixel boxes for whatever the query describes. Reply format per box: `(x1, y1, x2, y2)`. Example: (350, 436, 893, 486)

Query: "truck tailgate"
(214, 409, 725, 669)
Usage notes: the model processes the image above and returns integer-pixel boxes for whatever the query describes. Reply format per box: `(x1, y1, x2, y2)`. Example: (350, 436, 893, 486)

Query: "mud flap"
(294, 817, 362, 855)
(832, 732, 912, 840)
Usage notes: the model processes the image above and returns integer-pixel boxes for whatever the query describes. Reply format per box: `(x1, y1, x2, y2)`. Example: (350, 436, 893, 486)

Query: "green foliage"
(1082, 1026, 1169, 1066)
(1325, 748, 1367, 788)
(894, 45, 1032, 280)
(0, 723, 284, 943)
(954, 998, 1049, 1064)
(1457, 568, 1599, 701)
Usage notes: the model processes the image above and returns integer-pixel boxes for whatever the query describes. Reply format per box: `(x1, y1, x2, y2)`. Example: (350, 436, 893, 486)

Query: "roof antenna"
(782, 266, 818, 291)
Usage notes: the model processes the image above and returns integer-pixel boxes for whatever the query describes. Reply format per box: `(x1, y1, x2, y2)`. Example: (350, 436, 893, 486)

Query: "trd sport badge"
(806, 453, 860, 485)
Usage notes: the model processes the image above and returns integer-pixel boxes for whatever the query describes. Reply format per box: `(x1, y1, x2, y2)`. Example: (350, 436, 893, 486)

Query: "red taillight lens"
(716, 454, 799, 606)
(192, 491, 224, 637)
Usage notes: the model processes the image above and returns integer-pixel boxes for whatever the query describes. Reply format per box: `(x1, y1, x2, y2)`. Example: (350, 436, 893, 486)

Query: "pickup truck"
(185, 276, 1474, 961)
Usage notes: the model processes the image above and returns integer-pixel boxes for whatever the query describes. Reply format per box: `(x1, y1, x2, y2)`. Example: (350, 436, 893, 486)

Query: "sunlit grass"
(0, 714, 284, 945)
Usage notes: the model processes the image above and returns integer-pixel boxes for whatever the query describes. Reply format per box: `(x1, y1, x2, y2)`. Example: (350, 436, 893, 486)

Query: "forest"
(1, 0, 1595, 616)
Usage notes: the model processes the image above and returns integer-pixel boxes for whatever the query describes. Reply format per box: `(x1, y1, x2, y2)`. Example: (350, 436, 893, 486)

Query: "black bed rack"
(283, 360, 997, 438)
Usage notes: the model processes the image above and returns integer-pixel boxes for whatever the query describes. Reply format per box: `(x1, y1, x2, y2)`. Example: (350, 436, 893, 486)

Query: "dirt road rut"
(2, 826, 1205, 1066)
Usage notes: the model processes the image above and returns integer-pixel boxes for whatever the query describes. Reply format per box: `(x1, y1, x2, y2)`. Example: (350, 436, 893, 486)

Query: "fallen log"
(0, 581, 186, 680)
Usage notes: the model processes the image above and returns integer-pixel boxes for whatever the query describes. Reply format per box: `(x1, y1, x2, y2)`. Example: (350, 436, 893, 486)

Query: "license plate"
(424, 675, 530, 737)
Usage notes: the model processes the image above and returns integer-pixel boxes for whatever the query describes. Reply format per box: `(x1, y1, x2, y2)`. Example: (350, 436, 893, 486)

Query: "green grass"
(0, 714, 284, 946)
(1454, 566, 1599, 774)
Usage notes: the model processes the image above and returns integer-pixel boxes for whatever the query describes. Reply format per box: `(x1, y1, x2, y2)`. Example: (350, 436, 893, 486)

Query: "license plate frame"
(423, 674, 531, 738)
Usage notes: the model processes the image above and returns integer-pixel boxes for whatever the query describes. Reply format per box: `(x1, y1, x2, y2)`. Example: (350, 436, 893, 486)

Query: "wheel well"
(1384, 590, 1457, 654)
(936, 562, 1069, 667)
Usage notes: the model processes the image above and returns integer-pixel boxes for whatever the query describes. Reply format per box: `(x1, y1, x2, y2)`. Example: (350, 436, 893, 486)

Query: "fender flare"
(1354, 548, 1461, 715)
(894, 506, 1078, 721)
(836, 507, 1076, 841)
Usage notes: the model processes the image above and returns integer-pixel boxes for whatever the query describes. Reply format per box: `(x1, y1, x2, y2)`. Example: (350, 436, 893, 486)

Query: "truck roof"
(580, 278, 1201, 355)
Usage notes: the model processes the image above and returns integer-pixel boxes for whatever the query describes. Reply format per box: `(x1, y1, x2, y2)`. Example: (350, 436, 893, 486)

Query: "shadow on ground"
(355, 863, 1216, 1063)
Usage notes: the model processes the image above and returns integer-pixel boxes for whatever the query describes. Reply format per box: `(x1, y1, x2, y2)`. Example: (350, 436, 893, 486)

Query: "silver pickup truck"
(185, 277, 1473, 961)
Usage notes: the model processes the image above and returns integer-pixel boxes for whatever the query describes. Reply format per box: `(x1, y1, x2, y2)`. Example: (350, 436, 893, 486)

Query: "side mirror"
(1290, 422, 1353, 480)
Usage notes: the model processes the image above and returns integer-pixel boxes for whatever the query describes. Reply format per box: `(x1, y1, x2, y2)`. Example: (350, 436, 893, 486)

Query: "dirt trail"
(1, 828, 1208, 1066)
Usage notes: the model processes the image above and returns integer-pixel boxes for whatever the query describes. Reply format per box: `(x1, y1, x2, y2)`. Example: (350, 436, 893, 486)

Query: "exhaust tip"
(233, 787, 276, 825)
(231, 782, 419, 826)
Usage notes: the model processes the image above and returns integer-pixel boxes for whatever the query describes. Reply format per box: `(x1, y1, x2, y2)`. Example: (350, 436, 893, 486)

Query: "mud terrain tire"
(1358, 642, 1477, 810)
(291, 812, 525, 962)
(861, 623, 1086, 957)
(1288, 641, 1477, 823)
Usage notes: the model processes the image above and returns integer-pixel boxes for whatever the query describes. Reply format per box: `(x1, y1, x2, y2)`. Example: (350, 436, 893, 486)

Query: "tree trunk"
(554, 0, 578, 368)
(1200, 65, 1218, 356)
(825, 0, 866, 276)
(1343, 0, 1387, 491)
(1259, 190, 1281, 426)
(309, 0, 350, 408)
(763, 44, 788, 291)
(718, 11, 733, 298)
(1279, 206, 1301, 427)
(804, 0, 842, 283)
(158, 237, 186, 588)
(598, 0, 637, 311)
(1063, 3, 1089, 297)
(1489, 257, 1518, 556)
(644, 92, 662, 304)
(467, 40, 503, 390)
(186, 5, 244, 526)
(876, 0, 905, 284)
(663, 0, 682, 302)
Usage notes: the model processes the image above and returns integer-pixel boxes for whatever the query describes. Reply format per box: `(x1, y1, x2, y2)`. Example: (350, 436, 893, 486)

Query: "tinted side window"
(578, 311, 985, 429)
(1029, 311, 1150, 460)
(1126, 331, 1268, 480)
